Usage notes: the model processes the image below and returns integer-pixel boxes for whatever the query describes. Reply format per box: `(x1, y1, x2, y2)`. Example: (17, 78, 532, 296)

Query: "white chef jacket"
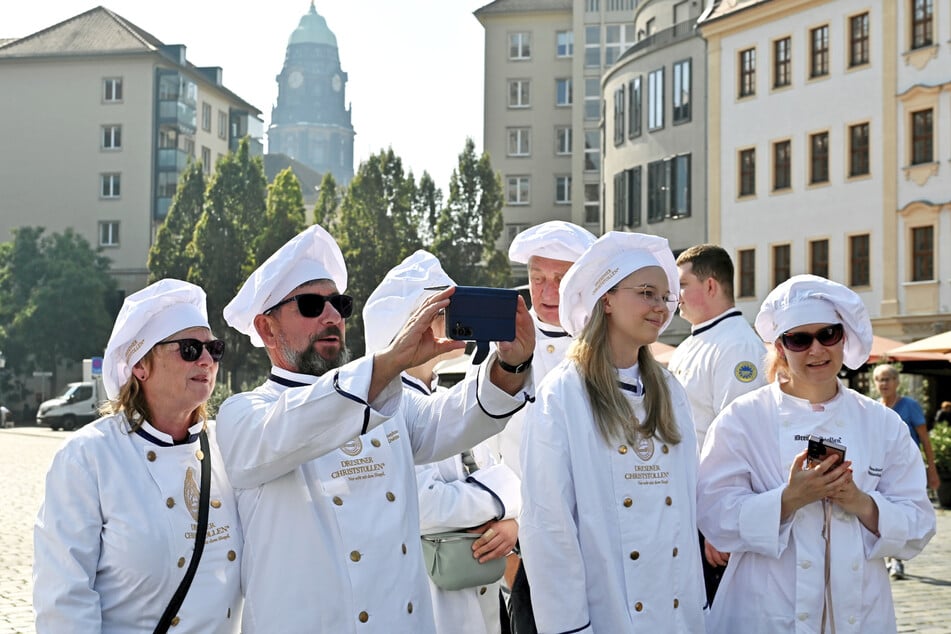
(519, 360, 706, 633)
(34, 416, 242, 633)
(409, 374, 522, 634)
(216, 353, 532, 633)
(668, 309, 766, 451)
(489, 309, 572, 478)
(697, 381, 936, 633)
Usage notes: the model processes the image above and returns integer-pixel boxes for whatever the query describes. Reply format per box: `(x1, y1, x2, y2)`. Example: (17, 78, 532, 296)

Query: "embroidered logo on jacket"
(340, 437, 364, 457)
(734, 361, 758, 383)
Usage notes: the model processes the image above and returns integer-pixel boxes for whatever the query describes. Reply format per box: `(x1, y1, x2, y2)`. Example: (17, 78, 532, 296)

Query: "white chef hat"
(103, 279, 210, 400)
(558, 232, 679, 337)
(224, 224, 347, 347)
(362, 250, 455, 355)
(508, 220, 597, 264)
(754, 274, 872, 369)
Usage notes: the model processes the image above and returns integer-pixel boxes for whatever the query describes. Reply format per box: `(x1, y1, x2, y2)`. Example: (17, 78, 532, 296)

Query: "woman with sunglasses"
(34, 279, 243, 633)
(519, 232, 705, 633)
(697, 274, 935, 633)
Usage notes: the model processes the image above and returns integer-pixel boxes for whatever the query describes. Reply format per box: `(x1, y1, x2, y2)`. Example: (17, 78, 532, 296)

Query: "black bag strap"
(154, 429, 211, 634)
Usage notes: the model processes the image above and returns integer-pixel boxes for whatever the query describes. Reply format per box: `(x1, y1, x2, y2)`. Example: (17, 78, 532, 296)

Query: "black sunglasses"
(264, 293, 354, 319)
(159, 338, 226, 362)
(780, 324, 844, 352)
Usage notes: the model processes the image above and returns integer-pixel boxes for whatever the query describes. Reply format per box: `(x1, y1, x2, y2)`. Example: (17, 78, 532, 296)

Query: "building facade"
(0, 7, 262, 295)
(268, 2, 355, 185)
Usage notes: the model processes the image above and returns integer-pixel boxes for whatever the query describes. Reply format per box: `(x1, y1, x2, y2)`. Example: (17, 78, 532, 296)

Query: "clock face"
(332, 74, 342, 92)
(288, 70, 303, 89)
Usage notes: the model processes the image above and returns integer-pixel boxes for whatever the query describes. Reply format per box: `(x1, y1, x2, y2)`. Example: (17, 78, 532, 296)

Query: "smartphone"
(445, 286, 518, 342)
(806, 435, 847, 466)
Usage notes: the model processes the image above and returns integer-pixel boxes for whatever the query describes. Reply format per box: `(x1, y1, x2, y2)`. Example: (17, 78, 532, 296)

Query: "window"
(99, 221, 119, 247)
(584, 184, 600, 224)
(585, 25, 601, 68)
(509, 32, 531, 60)
(739, 148, 756, 197)
(911, 109, 933, 164)
(556, 31, 574, 58)
(604, 24, 635, 65)
(646, 155, 691, 222)
(506, 223, 530, 243)
(628, 76, 642, 138)
(647, 160, 668, 223)
(157, 172, 178, 199)
(555, 176, 572, 204)
(506, 176, 530, 205)
(810, 239, 829, 278)
(810, 25, 829, 77)
(912, 0, 933, 49)
(849, 13, 870, 67)
(613, 166, 642, 227)
(201, 146, 212, 174)
(648, 68, 664, 130)
(556, 126, 572, 155)
(773, 140, 791, 190)
(773, 37, 791, 88)
(202, 102, 212, 132)
(507, 128, 531, 157)
(508, 80, 531, 108)
(100, 173, 121, 198)
(613, 85, 625, 145)
(773, 244, 791, 286)
(809, 132, 829, 184)
(670, 154, 691, 218)
(739, 48, 756, 97)
(556, 78, 573, 106)
(912, 226, 934, 281)
(584, 78, 600, 120)
(103, 77, 123, 102)
(101, 125, 122, 150)
(584, 130, 600, 172)
(614, 172, 627, 228)
(217, 111, 228, 140)
(672, 60, 691, 123)
(849, 234, 870, 286)
(738, 249, 756, 297)
(849, 123, 870, 176)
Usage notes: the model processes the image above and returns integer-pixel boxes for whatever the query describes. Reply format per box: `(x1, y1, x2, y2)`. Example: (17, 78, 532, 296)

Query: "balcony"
(157, 147, 190, 171)
(619, 21, 696, 63)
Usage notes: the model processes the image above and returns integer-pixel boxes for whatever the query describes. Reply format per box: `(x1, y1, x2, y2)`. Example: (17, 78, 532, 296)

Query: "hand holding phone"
(806, 435, 846, 467)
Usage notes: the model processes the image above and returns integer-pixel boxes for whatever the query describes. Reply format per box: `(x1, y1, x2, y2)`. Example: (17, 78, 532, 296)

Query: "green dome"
(288, 2, 337, 47)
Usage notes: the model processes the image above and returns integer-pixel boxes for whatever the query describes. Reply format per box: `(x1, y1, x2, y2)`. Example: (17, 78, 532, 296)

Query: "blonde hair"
(764, 344, 788, 383)
(568, 296, 681, 446)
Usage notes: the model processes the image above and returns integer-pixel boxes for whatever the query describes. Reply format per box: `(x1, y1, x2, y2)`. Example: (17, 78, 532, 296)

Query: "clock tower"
(268, 2, 355, 184)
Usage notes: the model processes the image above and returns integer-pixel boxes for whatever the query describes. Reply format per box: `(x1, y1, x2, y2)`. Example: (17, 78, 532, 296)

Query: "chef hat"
(224, 224, 347, 347)
(103, 279, 210, 400)
(558, 232, 678, 337)
(755, 274, 872, 369)
(508, 220, 597, 264)
(362, 250, 456, 355)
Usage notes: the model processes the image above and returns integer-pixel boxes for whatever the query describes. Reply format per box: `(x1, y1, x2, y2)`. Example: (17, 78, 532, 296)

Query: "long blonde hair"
(568, 297, 681, 446)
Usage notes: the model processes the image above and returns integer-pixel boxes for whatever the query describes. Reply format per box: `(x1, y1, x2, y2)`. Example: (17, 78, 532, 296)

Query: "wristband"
(497, 353, 533, 374)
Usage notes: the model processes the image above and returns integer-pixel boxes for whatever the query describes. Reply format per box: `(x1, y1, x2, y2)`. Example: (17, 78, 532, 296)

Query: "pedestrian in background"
(934, 401, 951, 428)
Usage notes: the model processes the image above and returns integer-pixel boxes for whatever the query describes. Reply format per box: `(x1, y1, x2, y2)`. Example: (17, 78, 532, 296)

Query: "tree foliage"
(314, 172, 339, 228)
(147, 161, 205, 283)
(255, 167, 307, 265)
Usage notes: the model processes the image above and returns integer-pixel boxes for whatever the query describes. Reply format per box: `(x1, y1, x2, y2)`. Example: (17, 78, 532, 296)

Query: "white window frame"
(648, 68, 665, 130)
(202, 102, 212, 132)
(98, 221, 120, 247)
(101, 124, 122, 150)
(218, 110, 228, 140)
(508, 79, 531, 108)
(507, 127, 531, 157)
(103, 77, 123, 103)
(100, 173, 121, 199)
(201, 146, 212, 174)
(506, 176, 530, 205)
(509, 32, 531, 60)
(556, 78, 573, 107)
(556, 126, 573, 155)
(555, 176, 572, 204)
(556, 31, 574, 58)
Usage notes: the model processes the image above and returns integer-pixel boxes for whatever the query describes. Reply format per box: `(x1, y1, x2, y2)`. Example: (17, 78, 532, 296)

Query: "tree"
(255, 167, 307, 264)
(432, 138, 508, 286)
(147, 161, 205, 283)
(314, 172, 339, 228)
(413, 171, 443, 248)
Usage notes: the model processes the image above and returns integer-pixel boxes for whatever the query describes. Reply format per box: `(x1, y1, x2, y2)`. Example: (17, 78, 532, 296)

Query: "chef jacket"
(34, 416, 242, 633)
(409, 373, 521, 634)
(667, 309, 766, 451)
(698, 382, 936, 633)
(216, 353, 532, 633)
(519, 360, 706, 633)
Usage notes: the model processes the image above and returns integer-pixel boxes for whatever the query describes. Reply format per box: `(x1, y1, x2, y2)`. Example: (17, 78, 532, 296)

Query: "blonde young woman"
(519, 232, 705, 633)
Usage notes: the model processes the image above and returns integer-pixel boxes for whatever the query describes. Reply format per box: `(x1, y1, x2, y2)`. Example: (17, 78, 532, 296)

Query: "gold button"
(480, 586, 487, 595)
(672, 547, 679, 557)
(407, 602, 413, 613)
(674, 598, 680, 608)
(210, 499, 222, 509)
(546, 344, 555, 353)
(196, 449, 204, 461)
(662, 444, 669, 454)
(629, 551, 640, 560)
(333, 496, 343, 506)
(177, 557, 186, 568)
(618, 445, 628, 454)
(227, 550, 236, 561)
(386, 492, 396, 502)
(358, 611, 369, 623)
(665, 496, 672, 506)
(402, 543, 408, 554)
(146, 451, 156, 462)
(171, 615, 180, 626)
(350, 550, 361, 562)
(166, 497, 175, 508)
(371, 438, 381, 447)
(634, 602, 643, 612)
(623, 497, 633, 508)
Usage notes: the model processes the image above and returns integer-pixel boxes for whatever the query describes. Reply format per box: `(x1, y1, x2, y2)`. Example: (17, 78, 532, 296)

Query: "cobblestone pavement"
(1, 427, 950, 633)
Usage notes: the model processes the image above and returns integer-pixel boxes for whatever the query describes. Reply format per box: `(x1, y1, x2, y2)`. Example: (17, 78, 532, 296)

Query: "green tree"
(255, 167, 307, 264)
(147, 161, 205, 282)
(314, 172, 339, 228)
(413, 171, 443, 248)
(432, 138, 508, 286)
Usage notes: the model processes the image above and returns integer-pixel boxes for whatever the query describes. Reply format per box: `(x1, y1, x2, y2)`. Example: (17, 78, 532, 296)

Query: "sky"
(3, 1, 489, 191)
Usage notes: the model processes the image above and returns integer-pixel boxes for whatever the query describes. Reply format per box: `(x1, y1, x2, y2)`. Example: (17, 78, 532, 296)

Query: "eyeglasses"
(158, 338, 226, 362)
(780, 324, 844, 352)
(614, 285, 679, 309)
(264, 293, 354, 319)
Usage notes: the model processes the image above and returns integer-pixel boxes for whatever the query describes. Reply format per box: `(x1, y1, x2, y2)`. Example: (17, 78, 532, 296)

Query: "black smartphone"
(445, 286, 519, 342)
(807, 435, 847, 466)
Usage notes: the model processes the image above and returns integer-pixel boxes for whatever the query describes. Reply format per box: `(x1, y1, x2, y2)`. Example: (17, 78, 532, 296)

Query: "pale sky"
(4, 1, 489, 191)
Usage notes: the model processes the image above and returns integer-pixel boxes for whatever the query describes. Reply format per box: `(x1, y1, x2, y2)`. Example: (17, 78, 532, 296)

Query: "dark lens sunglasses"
(780, 324, 844, 352)
(265, 293, 354, 319)
(160, 338, 226, 362)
